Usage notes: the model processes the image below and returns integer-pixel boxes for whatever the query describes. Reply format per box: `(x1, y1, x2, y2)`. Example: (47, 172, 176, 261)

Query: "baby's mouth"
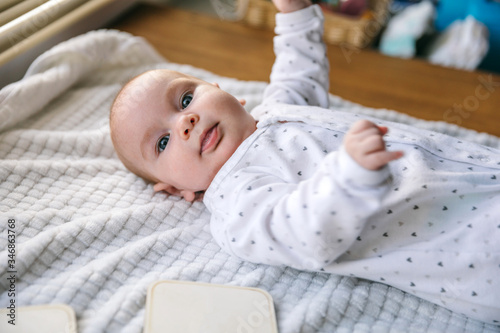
(200, 123, 219, 154)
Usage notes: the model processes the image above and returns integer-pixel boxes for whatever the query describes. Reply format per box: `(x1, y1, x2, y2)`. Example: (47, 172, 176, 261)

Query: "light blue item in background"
(380, 1, 435, 58)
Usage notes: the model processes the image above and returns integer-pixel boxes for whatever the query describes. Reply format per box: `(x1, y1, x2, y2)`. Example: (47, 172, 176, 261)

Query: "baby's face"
(111, 69, 257, 201)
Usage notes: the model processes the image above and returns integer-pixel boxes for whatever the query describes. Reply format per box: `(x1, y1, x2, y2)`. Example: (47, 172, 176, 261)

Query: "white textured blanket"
(1, 30, 499, 333)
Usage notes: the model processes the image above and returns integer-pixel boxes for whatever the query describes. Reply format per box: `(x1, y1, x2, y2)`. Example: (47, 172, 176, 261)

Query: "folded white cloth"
(426, 15, 489, 71)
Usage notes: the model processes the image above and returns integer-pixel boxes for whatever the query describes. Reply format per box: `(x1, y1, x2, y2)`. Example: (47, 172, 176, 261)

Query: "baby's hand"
(272, 0, 312, 13)
(344, 120, 403, 170)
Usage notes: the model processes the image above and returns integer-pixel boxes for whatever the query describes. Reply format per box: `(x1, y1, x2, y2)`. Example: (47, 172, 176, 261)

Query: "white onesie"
(203, 5, 500, 323)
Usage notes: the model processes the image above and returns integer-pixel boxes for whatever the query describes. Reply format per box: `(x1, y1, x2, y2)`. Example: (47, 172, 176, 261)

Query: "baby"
(110, 0, 500, 324)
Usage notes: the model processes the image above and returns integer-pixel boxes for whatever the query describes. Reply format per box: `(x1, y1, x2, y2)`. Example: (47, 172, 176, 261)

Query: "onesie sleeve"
(208, 149, 391, 271)
(260, 5, 330, 109)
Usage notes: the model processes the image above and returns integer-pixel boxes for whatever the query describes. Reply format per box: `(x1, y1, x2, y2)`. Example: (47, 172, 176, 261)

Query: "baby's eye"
(157, 134, 170, 153)
(181, 92, 193, 109)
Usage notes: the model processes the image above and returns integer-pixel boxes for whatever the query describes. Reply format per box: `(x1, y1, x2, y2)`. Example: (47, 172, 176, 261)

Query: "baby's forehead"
(123, 69, 201, 101)
(141, 69, 187, 81)
(127, 69, 180, 91)
(117, 70, 174, 106)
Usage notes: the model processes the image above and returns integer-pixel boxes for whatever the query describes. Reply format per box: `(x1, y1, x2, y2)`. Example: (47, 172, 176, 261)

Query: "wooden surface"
(111, 5, 500, 137)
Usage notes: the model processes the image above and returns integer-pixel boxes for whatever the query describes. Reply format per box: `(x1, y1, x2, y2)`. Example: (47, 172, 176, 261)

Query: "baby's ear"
(212, 82, 220, 88)
(154, 183, 181, 196)
(179, 190, 197, 202)
(153, 183, 198, 202)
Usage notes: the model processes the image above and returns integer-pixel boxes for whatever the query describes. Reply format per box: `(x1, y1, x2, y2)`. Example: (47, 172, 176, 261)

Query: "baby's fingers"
(378, 126, 389, 136)
(364, 150, 404, 170)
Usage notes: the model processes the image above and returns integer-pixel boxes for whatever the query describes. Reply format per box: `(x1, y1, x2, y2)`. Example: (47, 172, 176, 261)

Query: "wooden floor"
(111, 4, 500, 137)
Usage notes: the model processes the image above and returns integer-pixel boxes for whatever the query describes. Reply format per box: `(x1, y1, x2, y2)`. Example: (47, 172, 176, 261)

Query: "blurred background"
(0, 0, 499, 88)
(145, 0, 500, 74)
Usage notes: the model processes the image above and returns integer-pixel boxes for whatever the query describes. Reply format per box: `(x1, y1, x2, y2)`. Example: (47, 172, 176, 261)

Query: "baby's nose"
(178, 114, 199, 139)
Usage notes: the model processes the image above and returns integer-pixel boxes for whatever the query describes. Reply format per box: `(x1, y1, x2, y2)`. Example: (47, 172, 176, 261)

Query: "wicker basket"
(242, 0, 391, 49)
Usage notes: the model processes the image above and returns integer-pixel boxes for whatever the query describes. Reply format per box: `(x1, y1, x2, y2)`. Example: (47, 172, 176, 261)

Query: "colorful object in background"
(339, 0, 368, 16)
(379, 1, 435, 58)
(313, 0, 368, 17)
(435, 0, 500, 73)
(389, 0, 436, 14)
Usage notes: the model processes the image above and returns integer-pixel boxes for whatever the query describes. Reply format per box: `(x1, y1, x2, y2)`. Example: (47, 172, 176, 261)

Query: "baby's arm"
(210, 121, 402, 270)
(344, 120, 403, 170)
(260, 1, 329, 108)
(211, 147, 391, 270)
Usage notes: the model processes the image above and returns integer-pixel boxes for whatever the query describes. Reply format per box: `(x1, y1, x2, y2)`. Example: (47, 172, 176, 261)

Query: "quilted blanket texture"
(1, 30, 499, 332)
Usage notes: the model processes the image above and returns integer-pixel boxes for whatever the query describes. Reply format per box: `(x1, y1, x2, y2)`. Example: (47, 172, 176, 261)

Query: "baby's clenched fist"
(343, 119, 403, 170)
